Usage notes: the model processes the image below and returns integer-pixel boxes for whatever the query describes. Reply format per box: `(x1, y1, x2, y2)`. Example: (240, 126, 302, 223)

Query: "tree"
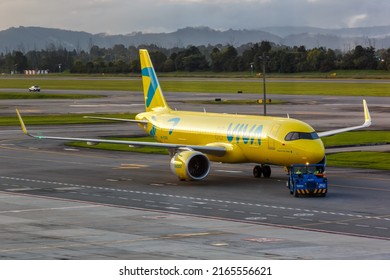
(306, 48, 326, 71)
(210, 47, 223, 72)
(173, 46, 208, 71)
(210, 45, 238, 72)
(149, 51, 167, 72)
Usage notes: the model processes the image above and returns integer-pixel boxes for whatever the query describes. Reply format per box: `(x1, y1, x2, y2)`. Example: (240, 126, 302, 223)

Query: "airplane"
(16, 49, 372, 181)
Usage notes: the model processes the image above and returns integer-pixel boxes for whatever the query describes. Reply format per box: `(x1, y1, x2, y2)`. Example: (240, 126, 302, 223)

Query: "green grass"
(326, 152, 390, 170)
(67, 137, 168, 155)
(0, 113, 137, 126)
(323, 131, 390, 170)
(159, 69, 390, 79)
(0, 92, 102, 99)
(186, 99, 284, 105)
(321, 131, 390, 147)
(1, 77, 389, 96)
(0, 78, 140, 91)
(161, 80, 390, 96)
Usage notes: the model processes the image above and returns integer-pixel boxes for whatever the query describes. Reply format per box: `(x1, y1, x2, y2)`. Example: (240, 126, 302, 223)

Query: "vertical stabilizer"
(140, 49, 170, 112)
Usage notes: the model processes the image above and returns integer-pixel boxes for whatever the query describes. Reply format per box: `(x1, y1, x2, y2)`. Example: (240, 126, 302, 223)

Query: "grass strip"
(0, 92, 102, 99)
(326, 152, 390, 170)
(0, 113, 137, 126)
(321, 131, 390, 147)
(66, 137, 168, 155)
(1, 78, 389, 96)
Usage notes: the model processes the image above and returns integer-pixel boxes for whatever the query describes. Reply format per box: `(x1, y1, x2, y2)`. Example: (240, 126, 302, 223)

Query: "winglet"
(15, 109, 29, 135)
(363, 99, 371, 127)
(318, 99, 372, 137)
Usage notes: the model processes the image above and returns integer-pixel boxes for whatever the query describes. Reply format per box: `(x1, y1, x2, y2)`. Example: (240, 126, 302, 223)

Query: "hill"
(1, 25, 390, 53)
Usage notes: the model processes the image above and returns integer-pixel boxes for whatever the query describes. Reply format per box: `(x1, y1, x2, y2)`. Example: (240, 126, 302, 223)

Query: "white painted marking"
(245, 217, 267, 221)
(294, 213, 314, 217)
(0, 205, 99, 214)
(165, 207, 180, 210)
(1, 175, 389, 223)
(5, 188, 35, 192)
(106, 179, 119, 182)
(54, 187, 82, 191)
(375, 227, 388, 230)
(159, 202, 170, 205)
(215, 169, 243, 174)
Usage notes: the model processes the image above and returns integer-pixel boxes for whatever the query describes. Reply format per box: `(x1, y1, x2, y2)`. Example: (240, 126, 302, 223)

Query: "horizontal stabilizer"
(83, 116, 148, 124)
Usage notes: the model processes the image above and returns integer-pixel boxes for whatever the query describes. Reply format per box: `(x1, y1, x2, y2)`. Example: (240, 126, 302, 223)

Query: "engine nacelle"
(170, 150, 210, 181)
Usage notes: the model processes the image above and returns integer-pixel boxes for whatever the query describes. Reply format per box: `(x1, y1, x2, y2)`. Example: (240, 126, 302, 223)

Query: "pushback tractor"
(287, 164, 328, 197)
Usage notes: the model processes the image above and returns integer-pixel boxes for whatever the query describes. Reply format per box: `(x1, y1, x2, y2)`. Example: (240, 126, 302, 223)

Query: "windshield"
(284, 131, 319, 141)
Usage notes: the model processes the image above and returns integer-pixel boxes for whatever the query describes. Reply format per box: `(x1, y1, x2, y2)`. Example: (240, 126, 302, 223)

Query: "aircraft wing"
(318, 99, 372, 137)
(16, 109, 226, 157)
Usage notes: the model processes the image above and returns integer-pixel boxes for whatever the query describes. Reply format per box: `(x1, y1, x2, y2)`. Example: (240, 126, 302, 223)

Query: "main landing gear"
(253, 165, 271, 178)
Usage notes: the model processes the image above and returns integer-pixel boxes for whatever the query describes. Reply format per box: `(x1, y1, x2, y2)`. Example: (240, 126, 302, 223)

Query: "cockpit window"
(284, 131, 319, 141)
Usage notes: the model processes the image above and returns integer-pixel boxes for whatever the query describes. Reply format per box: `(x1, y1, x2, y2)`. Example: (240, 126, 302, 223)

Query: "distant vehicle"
(29, 85, 40, 92)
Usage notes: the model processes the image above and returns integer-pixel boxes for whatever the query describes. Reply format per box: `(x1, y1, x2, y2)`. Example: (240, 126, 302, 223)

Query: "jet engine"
(170, 150, 210, 181)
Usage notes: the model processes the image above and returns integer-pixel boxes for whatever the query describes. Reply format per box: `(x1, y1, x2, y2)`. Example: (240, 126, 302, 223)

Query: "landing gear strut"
(253, 165, 271, 178)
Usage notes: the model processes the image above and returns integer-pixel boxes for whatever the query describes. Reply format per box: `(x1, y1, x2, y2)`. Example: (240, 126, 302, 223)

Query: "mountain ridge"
(1, 25, 390, 53)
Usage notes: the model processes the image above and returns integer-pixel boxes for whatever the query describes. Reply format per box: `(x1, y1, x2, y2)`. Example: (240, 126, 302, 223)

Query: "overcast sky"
(1, 0, 390, 34)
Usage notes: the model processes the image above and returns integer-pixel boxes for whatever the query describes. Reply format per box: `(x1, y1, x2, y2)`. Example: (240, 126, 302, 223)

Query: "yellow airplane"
(16, 49, 372, 181)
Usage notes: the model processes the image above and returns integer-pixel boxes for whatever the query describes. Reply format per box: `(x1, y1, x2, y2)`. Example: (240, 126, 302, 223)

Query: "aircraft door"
(268, 124, 281, 150)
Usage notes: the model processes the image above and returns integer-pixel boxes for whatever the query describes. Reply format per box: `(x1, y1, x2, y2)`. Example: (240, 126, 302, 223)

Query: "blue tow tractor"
(287, 164, 328, 197)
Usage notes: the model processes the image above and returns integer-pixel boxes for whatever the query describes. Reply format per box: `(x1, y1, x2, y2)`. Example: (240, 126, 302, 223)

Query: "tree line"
(1, 41, 390, 74)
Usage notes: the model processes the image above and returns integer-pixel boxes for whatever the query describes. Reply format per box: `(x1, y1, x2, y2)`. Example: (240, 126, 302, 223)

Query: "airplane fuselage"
(136, 109, 325, 166)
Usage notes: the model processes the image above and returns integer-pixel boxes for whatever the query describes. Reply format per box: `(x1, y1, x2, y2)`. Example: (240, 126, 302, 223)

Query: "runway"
(0, 86, 389, 259)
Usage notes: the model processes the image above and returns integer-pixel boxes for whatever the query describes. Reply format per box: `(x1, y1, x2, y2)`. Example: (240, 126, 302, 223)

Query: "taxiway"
(0, 128, 389, 259)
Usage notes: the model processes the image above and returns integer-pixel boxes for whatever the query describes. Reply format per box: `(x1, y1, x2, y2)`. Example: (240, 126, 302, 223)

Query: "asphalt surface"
(0, 84, 389, 259)
(1, 88, 389, 131)
(1, 127, 390, 259)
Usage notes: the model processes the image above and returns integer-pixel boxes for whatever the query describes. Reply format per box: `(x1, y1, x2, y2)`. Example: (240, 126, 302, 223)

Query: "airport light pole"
(259, 53, 269, 116)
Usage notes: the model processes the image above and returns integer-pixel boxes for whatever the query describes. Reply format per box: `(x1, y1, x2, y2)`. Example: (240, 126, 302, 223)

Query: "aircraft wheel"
(288, 178, 293, 193)
(293, 187, 299, 197)
(319, 192, 327, 197)
(262, 165, 271, 178)
(253, 165, 263, 178)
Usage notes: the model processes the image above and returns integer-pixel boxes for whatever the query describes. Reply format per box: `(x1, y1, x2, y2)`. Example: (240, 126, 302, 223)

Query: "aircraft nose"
(309, 141, 325, 164)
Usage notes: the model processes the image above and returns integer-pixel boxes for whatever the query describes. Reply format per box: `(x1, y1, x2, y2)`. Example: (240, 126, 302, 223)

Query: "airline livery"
(16, 49, 372, 181)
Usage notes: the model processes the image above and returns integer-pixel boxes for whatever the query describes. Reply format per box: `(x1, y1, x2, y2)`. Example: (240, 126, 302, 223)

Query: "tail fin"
(140, 49, 170, 112)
